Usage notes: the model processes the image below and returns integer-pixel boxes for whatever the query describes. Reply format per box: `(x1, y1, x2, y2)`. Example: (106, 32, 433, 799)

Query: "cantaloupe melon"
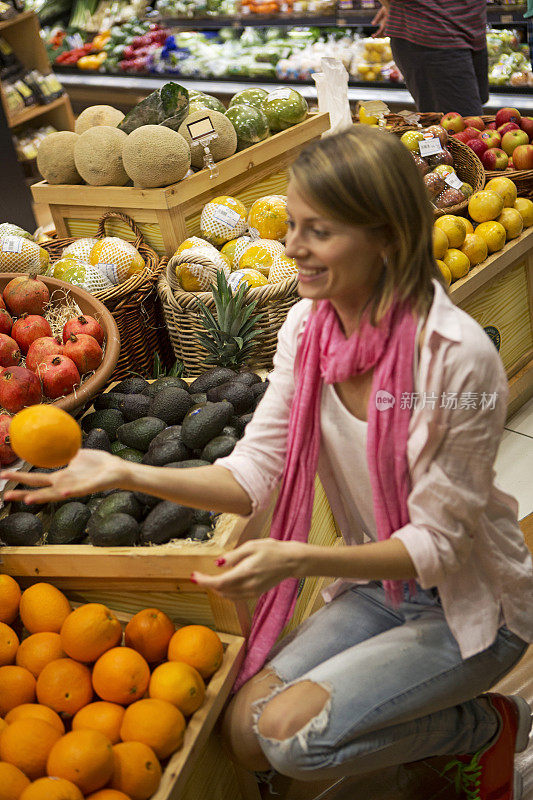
(175, 247, 230, 292)
(63, 238, 99, 262)
(74, 126, 129, 186)
(75, 105, 125, 135)
(178, 109, 237, 170)
(0, 236, 49, 274)
(200, 196, 248, 247)
(122, 125, 191, 189)
(36, 131, 82, 185)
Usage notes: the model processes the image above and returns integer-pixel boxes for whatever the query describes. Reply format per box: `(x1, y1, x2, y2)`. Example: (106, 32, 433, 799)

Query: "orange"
(436, 259, 452, 287)
(149, 661, 205, 717)
(36, 658, 93, 715)
(110, 742, 162, 800)
(124, 609, 175, 664)
(167, 625, 223, 678)
(120, 698, 185, 759)
(5, 704, 64, 734)
(485, 176, 517, 208)
(0, 666, 36, 715)
(434, 215, 466, 248)
(86, 792, 132, 800)
(9, 406, 81, 469)
(72, 701, 125, 744)
(432, 227, 448, 260)
(0, 719, 7, 735)
(16, 632, 64, 677)
(460, 233, 488, 266)
(0, 718, 62, 780)
(497, 207, 523, 240)
(92, 648, 150, 706)
(474, 221, 507, 254)
(461, 217, 474, 235)
(0, 624, 19, 667)
(46, 729, 114, 795)
(19, 584, 71, 635)
(514, 197, 533, 227)
(0, 762, 30, 800)
(443, 248, 470, 281)
(0, 577, 21, 626)
(19, 777, 83, 800)
(468, 190, 504, 223)
(60, 604, 122, 663)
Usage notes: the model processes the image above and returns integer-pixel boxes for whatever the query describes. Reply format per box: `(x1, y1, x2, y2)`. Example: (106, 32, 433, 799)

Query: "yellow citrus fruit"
(149, 661, 205, 716)
(485, 177, 518, 208)
(434, 216, 466, 249)
(475, 221, 507, 253)
(268, 255, 298, 284)
(514, 197, 533, 227)
(433, 227, 448, 260)
(461, 218, 474, 235)
(120, 698, 186, 759)
(436, 260, 452, 286)
(497, 208, 524, 240)
(9, 406, 81, 469)
(175, 236, 217, 255)
(443, 249, 470, 281)
(468, 190, 504, 223)
(460, 233, 488, 266)
(200, 196, 248, 246)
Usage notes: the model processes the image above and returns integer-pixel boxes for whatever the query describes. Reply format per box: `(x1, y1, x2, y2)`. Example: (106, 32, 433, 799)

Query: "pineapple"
(195, 270, 265, 369)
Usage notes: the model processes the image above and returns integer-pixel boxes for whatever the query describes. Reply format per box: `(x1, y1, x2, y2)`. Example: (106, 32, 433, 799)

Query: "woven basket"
(158, 252, 299, 377)
(480, 115, 533, 198)
(385, 111, 443, 134)
(42, 211, 172, 380)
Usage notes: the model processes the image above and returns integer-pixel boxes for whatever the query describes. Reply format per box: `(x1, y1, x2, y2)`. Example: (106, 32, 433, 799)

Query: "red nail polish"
(215, 558, 225, 566)
(190, 573, 197, 584)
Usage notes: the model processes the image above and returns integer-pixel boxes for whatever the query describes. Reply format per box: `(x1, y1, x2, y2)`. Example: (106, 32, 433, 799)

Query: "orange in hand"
(9, 405, 81, 468)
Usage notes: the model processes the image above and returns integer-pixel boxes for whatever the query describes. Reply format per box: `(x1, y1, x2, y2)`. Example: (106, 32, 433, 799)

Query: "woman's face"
(285, 183, 385, 311)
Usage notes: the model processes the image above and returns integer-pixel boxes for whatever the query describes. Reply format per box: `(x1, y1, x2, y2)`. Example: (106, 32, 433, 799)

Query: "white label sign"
(268, 88, 292, 101)
(187, 116, 216, 141)
(1, 236, 23, 254)
(97, 263, 120, 284)
(419, 137, 443, 157)
(445, 172, 463, 190)
(211, 206, 241, 229)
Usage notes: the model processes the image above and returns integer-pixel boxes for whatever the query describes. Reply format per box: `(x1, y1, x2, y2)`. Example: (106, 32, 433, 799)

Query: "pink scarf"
(233, 298, 418, 692)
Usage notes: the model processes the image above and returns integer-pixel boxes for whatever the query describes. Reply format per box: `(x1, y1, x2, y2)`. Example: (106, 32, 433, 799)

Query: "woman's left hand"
(192, 539, 301, 600)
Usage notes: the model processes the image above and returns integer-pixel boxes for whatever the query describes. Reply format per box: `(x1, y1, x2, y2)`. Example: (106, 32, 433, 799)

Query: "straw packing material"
(200, 196, 248, 246)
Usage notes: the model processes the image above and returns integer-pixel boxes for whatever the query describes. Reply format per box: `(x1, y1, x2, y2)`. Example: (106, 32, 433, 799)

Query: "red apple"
(480, 130, 502, 149)
(509, 159, 514, 169)
(481, 148, 509, 170)
(453, 131, 473, 144)
(519, 116, 533, 141)
(498, 122, 520, 137)
(425, 124, 448, 146)
(502, 129, 530, 156)
(440, 112, 465, 134)
(468, 138, 488, 157)
(495, 107, 521, 128)
(463, 126, 481, 140)
(463, 116, 485, 131)
(511, 143, 533, 169)
(487, 122, 497, 130)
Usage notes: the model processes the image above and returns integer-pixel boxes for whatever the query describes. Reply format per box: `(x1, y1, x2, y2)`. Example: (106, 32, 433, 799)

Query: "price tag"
(268, 88, 292, 101)
(445, 172, 463, 190)
(419, 137, 443, 157)
(361, 100, 390, 117)
(211, 206, 242, 229)
(187, 116, 216, 141)
(1, 236, 23, 254)
(97, 263, 119, 284)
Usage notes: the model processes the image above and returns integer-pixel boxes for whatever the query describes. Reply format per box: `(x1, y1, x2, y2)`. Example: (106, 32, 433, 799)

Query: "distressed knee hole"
(256, 680, 331, 742)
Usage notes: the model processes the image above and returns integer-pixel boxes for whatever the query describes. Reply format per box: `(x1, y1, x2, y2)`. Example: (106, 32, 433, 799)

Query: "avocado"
(191, 508, 213, 526)
(111, 440, 128, 456)
(147, 440, 189, 467)
(47, 502, 91, 544)
(86, 496, 104, 513)
(234, 412, 254, 436)
(150, 387, 193, 425)
(188, 523, 212, 541)
(133, 490, 161, 509)
(207, 381, 254, 415)
(117, 417, 167, 451)
(188, 367, 236, 395)
(91, 490, 143, 522)
(119, 448, 144, 463)
(140, 501, 193, 544)
(114, 377, 150, 394)
(181, 401, 233, 450)
(13, 499, 41, 515)
(146, 376, 189, 397)
(148, 425, 182, 451)
(222, 425, 239, 439)
(118, 394, 151, 421)
(189, 393, 207, 404)
(201, 435, 237, 463)
(82, 409, 124, 440)
(164, 459, 209, 468)
(0, 512, 43, 545)
(234, 370, 262, 386)
(89, 513, 139, 547)
(94, 391, 124, 411)
(83, 428, 112, 452)
(252, 382, 268, 403)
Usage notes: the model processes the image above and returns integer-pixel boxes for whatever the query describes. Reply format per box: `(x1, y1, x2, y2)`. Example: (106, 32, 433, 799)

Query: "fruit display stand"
(30, 111, 330, 258)
(449, 225, 533, 416)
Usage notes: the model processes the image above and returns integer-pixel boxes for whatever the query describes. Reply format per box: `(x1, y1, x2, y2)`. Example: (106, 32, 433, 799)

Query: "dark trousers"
(390, 37, 489, 116)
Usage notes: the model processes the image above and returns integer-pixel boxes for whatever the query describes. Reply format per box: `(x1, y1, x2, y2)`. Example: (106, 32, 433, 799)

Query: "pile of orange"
(0, 576, 224, 800)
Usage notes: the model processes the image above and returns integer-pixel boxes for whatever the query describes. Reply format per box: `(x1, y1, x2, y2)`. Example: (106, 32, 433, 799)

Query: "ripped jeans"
(252, 582, 528, 781)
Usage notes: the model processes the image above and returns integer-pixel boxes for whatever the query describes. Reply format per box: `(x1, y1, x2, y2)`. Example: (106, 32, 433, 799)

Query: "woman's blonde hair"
(290, 125, 444, 323)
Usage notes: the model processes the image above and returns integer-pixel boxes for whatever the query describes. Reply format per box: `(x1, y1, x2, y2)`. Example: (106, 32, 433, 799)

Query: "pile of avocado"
(0, 367, 268, 548)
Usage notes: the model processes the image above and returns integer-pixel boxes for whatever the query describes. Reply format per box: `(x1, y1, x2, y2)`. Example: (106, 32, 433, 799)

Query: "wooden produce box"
(450, 226, 533, 417)
(30, 112, 330, 257)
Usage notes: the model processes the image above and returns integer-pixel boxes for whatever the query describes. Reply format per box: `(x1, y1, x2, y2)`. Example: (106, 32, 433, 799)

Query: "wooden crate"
(30, 112, 330, 257)
(450, 226, 533, 417)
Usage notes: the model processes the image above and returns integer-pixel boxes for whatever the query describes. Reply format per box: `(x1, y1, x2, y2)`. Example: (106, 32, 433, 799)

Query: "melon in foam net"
(268, 255, 298, 283)
(62, 238, 99, 262)
(0, 236, 49, 274)
(248, 195, 289, 241)
(200, 196, 248, 247)
(175, 247, 230, 292)
(90, 237, 145, 284)
(237, 239, 285, 276)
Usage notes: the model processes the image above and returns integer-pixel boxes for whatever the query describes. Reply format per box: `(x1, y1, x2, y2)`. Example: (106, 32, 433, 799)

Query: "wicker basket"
(42, 211, 172, 379)
(480, 115, 533, 199)
(158, 252, 299, 377)
(385, 111, 443, 134)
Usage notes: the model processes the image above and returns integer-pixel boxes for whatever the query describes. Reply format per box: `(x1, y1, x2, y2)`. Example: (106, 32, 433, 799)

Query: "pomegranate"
(0, 295, 6, 311)
(11, 314, 52, 355)
(0, 414, 16, 466)
(26, 336, 64, 373)
(63, 333, 103, 375)
(0, 366, 42, 413)
(63, 315, 104, 346)
(0, 334, 21, 368)
(3, 273, 50, 316)
(38, 354, 80, 399)
(0, 308, 13, 337)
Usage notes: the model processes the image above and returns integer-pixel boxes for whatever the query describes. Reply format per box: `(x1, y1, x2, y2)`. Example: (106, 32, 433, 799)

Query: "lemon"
(468, 190, 504, 223)
(497, 208, 524, 240)
(461, 218, 474, 235)
(475, 221, 507, 253)
(436, 259, 452, 286)
(433, 227, 449, 260)
(485, 177, 517, 208)
(434, 216, 466, 249)
(461, 234, 488, 266)
(443, 248, 470, 280)
(514, 197, 533, 227)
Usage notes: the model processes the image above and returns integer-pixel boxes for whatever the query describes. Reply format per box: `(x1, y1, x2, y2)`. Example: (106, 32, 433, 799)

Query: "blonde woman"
(4, 126, 533, 799)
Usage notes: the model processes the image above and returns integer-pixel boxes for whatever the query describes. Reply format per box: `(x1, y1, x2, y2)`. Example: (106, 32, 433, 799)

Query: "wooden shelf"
(0, 10, 35, 32)
(7, 94, 69, 128)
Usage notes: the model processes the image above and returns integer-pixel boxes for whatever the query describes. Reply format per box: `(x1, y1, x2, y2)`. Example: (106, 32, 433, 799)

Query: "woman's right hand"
(1, 449, 129, 505)
(372, 4, 389, 36)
